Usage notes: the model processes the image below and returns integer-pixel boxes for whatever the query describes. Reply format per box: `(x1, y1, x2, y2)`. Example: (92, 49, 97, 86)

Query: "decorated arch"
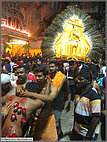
(41, 5, 103, 62)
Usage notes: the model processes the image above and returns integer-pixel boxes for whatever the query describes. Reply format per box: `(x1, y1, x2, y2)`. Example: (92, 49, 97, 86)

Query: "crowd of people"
(1, 51, 106, 141)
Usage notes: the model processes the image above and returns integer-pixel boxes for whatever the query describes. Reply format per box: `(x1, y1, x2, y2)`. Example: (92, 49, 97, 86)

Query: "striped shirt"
(74, 85, 101, 137)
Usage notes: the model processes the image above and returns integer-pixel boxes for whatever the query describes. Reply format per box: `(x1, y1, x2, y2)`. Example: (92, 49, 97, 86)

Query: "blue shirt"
(97, 78, 103, 86)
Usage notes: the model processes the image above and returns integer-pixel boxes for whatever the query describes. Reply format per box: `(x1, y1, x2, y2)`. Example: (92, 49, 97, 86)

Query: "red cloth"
(28, 72, 37, 82)
(17, 61, 22, 66)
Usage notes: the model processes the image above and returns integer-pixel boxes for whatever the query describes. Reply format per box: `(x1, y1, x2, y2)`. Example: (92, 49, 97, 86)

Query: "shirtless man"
(1, 65, 30, 113)
(2, 92, 44, 137)
(19, 66, 58, 141)
(2, 65, 58, 141)
(48, 60, 71, 138)
(2, 65, 44, 137)
(2, 65, 29, 105)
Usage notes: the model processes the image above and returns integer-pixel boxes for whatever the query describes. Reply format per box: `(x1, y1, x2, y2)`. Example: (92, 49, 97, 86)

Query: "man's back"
(2, 95, 44, 137)
(2, 95, 25, 137)
(25, 84, 58, 141)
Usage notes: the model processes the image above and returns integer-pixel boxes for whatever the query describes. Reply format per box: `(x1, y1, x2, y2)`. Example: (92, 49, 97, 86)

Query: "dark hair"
(25, 82, 41, 93)
(99, 73, 104, 78)
(16, 65, 28, 72)
(77, 69, 92, 83)
(11, 58, 15, 62)
(49, 60, 58, 66)
(17, 58, 21, 61)
(89, 68, 95, 75)
(32, 64, 38, 71)
(16, 65, 25, 70)
(34, 66, 48, 77)
(2, 82, 12, 94)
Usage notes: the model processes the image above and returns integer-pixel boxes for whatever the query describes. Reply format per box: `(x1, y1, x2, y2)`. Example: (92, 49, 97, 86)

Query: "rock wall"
(20, 2, 68, 40)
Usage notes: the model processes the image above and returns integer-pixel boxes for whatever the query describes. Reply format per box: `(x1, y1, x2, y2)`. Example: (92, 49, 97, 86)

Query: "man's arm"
(22, 86, 58, 103)
(85, 116, 100, 140)
(1, 101, 13, 118)
(16, 78, 55, 102)
(25, 98, 45, 119)
(63, 79, 71, 112)
(65, 93, 71, 112)
(33, 79, 51, 97)
(85, 91, 101, 140)
(2, 88, 16, 105)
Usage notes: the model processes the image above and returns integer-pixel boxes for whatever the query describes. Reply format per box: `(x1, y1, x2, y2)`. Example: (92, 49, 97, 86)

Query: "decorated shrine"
(41, 5, 103, 62)
(54, 17, 91, 60)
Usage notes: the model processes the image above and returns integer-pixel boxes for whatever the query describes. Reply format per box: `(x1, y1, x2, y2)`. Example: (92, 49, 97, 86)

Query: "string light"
(1, 24, 30, 37)
(7, 40, 27, 44)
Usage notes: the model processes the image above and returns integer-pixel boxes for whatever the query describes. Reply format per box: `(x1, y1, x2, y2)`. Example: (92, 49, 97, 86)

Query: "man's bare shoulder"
(7, 87, 16, 96)
(2, 88, 16, 105)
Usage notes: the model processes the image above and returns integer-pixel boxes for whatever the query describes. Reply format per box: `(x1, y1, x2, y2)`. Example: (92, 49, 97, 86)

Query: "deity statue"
(54, 16, 91, 59)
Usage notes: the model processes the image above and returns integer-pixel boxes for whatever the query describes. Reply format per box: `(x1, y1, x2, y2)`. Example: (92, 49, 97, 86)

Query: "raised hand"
(2, 101, 13, 117)
(16, 86, 25, 96)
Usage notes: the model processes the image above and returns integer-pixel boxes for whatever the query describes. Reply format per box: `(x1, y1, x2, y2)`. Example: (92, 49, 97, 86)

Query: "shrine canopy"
(41, 5, 103, 62)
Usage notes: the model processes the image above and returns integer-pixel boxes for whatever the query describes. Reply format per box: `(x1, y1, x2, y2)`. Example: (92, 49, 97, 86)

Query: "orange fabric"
(33, 114, 58, 141)
(48, 71, 66, 92)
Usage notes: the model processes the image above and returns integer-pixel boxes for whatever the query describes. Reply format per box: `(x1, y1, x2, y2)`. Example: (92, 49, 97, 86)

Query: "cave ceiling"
(19, 2, 70, 40)
(18, 2, 105, 42)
